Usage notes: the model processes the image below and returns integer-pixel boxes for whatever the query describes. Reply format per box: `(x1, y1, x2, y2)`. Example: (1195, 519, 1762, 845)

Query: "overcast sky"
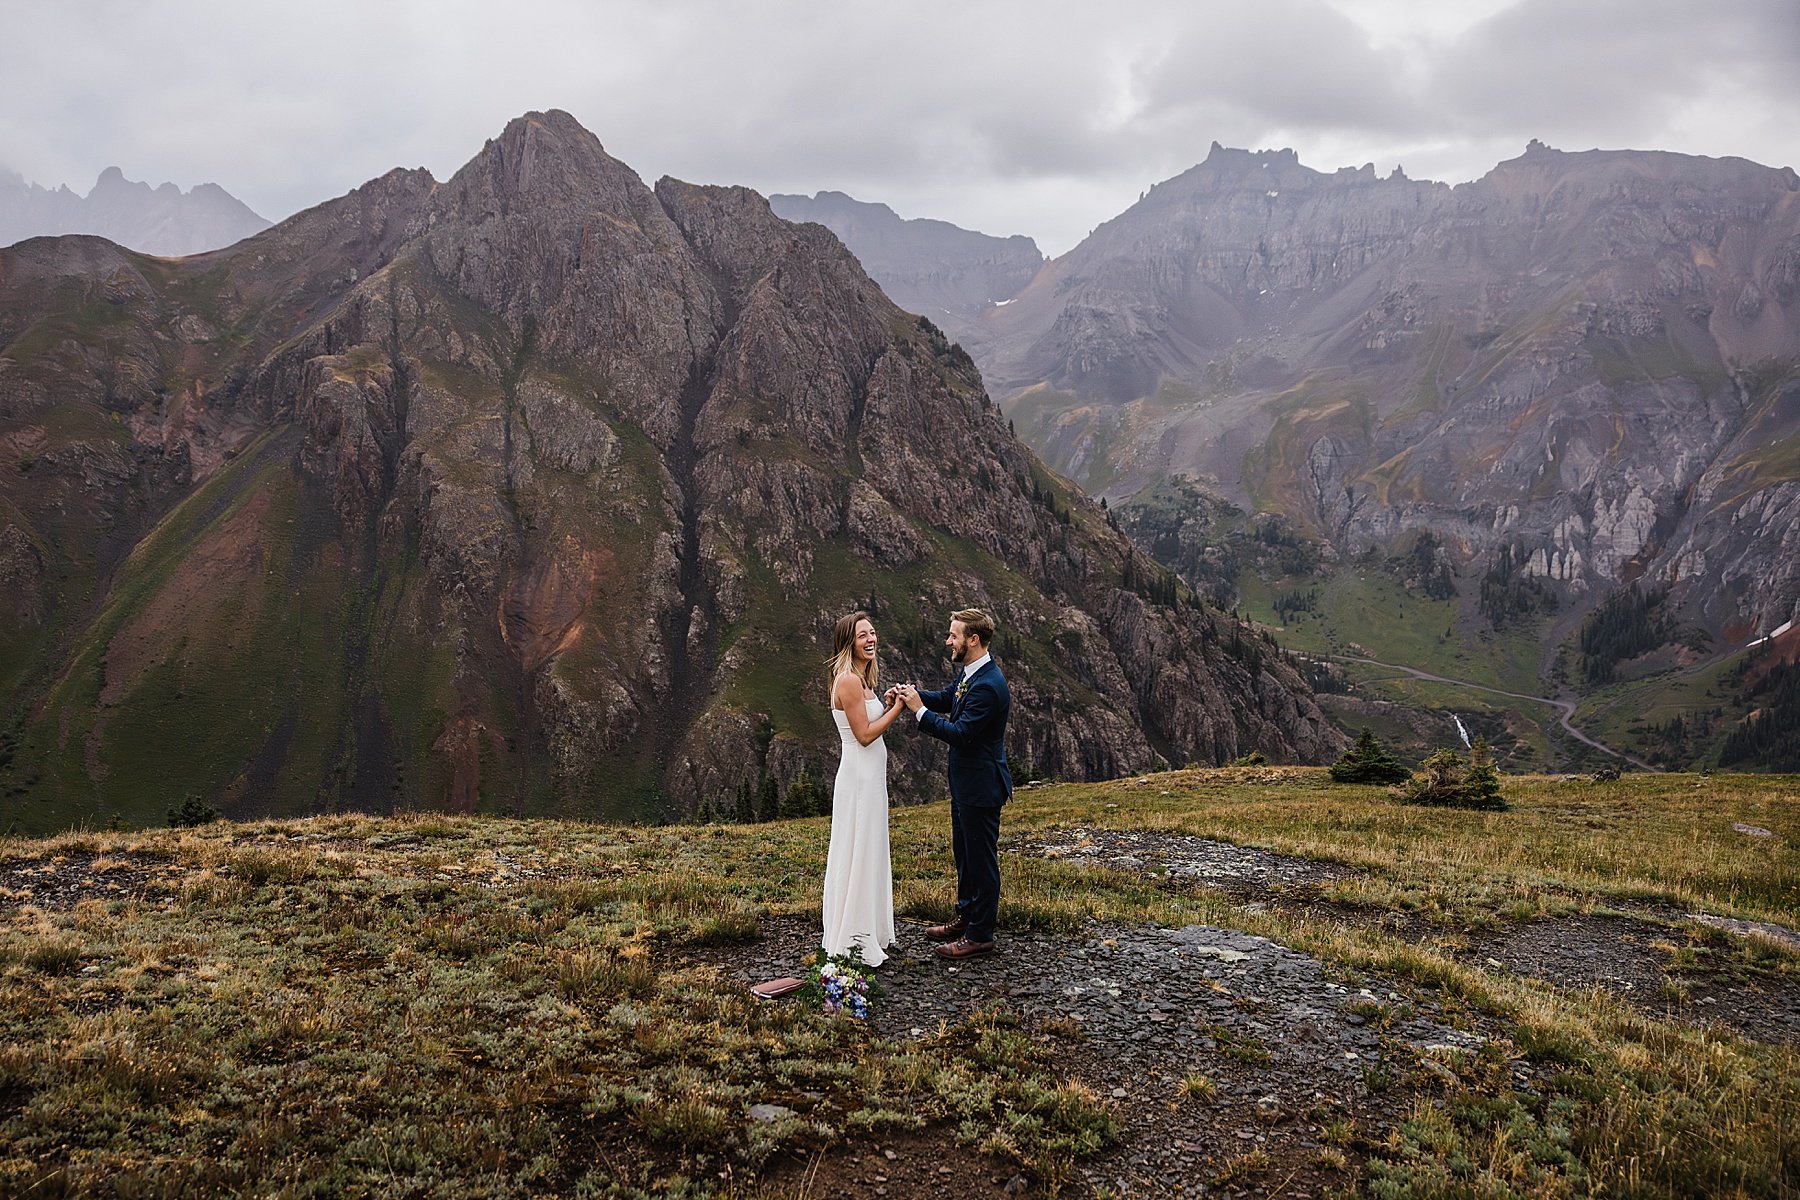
(5, 0, 1797, 256)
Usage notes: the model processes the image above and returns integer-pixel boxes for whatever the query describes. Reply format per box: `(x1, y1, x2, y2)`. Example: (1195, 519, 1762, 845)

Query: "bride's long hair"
(826, 610, 880, 695)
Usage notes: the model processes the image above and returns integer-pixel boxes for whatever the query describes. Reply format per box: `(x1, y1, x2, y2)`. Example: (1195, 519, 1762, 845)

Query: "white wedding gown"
(821, 696, 895, 966)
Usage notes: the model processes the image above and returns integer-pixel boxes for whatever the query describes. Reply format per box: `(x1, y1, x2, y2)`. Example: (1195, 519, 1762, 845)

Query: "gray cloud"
(1431, 0, 1800, 138)
(1136, 0, 1418, 136)
(2, 0, 1795, 257)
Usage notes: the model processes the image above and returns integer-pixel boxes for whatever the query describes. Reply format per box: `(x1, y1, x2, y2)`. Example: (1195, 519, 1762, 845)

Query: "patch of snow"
(1747, 619, 1794, 648)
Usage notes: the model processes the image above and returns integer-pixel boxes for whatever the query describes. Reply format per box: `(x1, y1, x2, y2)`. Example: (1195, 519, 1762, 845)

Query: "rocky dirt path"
(709, 826, 1491, 1198)
(1465, 911, 1800, 1045)
(1040, 826, 1800, 1046)
(716, 914, 1475, 1198)
(707, 827, 1800, 1197)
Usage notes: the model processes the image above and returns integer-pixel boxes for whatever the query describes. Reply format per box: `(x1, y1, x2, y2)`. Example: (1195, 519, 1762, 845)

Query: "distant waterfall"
(1451, 714, 1472, 748)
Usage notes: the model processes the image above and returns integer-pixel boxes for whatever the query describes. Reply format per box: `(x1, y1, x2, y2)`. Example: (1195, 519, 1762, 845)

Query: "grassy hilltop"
(1, 769, 1796, 1197)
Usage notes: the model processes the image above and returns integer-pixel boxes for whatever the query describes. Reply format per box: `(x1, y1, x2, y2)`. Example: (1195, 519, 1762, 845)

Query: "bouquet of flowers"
(802, 947, 880, 1020)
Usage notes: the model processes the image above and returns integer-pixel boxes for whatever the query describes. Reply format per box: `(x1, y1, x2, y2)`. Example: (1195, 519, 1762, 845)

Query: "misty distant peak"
(807, 189, 871, 208)
(1200, 143, 1305, 172)
(772, 189, 1037, 245)
(1, 163, 271, 256)
(1476, 139, 1800, 195)
(768, 189, 1044, 343)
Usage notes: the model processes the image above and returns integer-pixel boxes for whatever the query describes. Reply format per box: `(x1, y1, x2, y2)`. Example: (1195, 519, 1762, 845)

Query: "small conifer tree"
(782, 768, 826, 819)
(1397, 748, 1470, 806)
(1329, 729, 1412, 784)
(1462, 736, 1507, 810)
(167, 794, 218, 828)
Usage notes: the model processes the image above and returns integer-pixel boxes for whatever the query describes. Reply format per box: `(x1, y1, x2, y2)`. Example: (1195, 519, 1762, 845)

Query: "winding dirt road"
(1327, 654, 1660, 771)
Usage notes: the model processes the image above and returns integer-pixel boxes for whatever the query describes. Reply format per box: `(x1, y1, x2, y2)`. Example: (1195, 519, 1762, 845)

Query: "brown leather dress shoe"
(924, 917, 967, 941)
(934, 937, 996, 960)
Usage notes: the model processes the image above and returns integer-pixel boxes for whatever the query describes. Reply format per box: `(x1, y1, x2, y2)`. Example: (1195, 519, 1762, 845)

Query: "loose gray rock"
(747, 1104, 796, 1123)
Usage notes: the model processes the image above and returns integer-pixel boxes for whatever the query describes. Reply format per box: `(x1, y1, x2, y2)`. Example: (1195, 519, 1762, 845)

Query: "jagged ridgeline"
(0, 111, 1342, 832)
(976, 142, 1800, 656)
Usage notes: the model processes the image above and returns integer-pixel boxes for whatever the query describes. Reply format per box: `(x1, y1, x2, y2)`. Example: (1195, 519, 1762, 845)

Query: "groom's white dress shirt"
(917, 652, 991, 720)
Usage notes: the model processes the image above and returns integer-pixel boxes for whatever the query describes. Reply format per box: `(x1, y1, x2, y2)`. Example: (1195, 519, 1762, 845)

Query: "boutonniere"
(955, 677, 970, 701)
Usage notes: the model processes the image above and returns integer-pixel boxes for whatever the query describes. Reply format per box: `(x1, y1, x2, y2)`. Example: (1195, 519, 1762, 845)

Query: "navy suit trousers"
(951, 798, 1002, 942)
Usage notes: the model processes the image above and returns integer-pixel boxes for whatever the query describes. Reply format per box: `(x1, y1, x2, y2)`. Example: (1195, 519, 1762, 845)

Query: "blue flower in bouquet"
(803, 947, 881, 1019)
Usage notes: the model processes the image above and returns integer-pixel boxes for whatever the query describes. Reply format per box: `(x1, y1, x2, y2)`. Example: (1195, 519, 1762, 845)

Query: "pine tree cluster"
(720, 766, 830, 823)
(1390, 530, 1457, 600)
(1477, 543, 1556, 628)
(1577, 584, 1672, 685)
(1719, 658, 1800, 771)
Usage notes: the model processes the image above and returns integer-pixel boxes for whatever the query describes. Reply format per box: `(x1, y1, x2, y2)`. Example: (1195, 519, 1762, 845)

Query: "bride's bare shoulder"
(830, 671, 861, 710)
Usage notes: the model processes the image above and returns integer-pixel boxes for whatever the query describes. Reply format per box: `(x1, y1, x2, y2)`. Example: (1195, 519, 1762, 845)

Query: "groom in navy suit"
(895, 608, 1012, 959)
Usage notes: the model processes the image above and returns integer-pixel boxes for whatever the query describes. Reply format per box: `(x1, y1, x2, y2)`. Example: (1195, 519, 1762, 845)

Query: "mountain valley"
(800, 143, 1800, 771)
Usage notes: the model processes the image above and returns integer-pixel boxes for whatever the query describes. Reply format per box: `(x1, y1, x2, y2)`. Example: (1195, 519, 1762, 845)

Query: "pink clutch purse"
(749, 976, 804, 1000)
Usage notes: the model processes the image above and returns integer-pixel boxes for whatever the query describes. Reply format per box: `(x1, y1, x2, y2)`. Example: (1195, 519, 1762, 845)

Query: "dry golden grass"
(0, 769, 1793, 1197)
(998, 768, 1799, 924)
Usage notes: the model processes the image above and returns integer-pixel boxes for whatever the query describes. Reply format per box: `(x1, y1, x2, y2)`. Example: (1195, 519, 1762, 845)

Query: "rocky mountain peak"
(446, 108, 647, 221)
(418, 114, 713, 403)
(959, 140, 1800, 700)
(1474, 140, 1800, 203)
(1200, 143, 1303, 171)
(1181, 144, 1319, 190)
(222, 164, 437, 287)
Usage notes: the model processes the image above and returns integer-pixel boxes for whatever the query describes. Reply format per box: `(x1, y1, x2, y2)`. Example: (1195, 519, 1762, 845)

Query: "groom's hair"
(952, 607, 995, 647)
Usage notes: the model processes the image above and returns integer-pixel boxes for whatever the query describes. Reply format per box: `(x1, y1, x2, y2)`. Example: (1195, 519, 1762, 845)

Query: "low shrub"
(1396, 739, 1507, 811)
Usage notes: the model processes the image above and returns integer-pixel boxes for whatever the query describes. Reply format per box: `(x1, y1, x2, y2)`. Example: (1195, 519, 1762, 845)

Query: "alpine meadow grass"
(0, 769, 1793, 1197)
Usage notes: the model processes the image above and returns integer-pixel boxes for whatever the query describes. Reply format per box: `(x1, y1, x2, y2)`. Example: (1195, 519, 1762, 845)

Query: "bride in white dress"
(821, 611, 905, 967)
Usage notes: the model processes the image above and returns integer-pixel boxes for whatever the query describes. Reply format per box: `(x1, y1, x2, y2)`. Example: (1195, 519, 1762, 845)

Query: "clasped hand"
(884, 683, 923, 713)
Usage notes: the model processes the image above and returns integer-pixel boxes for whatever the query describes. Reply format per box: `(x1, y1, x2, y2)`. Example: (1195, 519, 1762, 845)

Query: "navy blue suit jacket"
(918, 659, 1013, 808)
